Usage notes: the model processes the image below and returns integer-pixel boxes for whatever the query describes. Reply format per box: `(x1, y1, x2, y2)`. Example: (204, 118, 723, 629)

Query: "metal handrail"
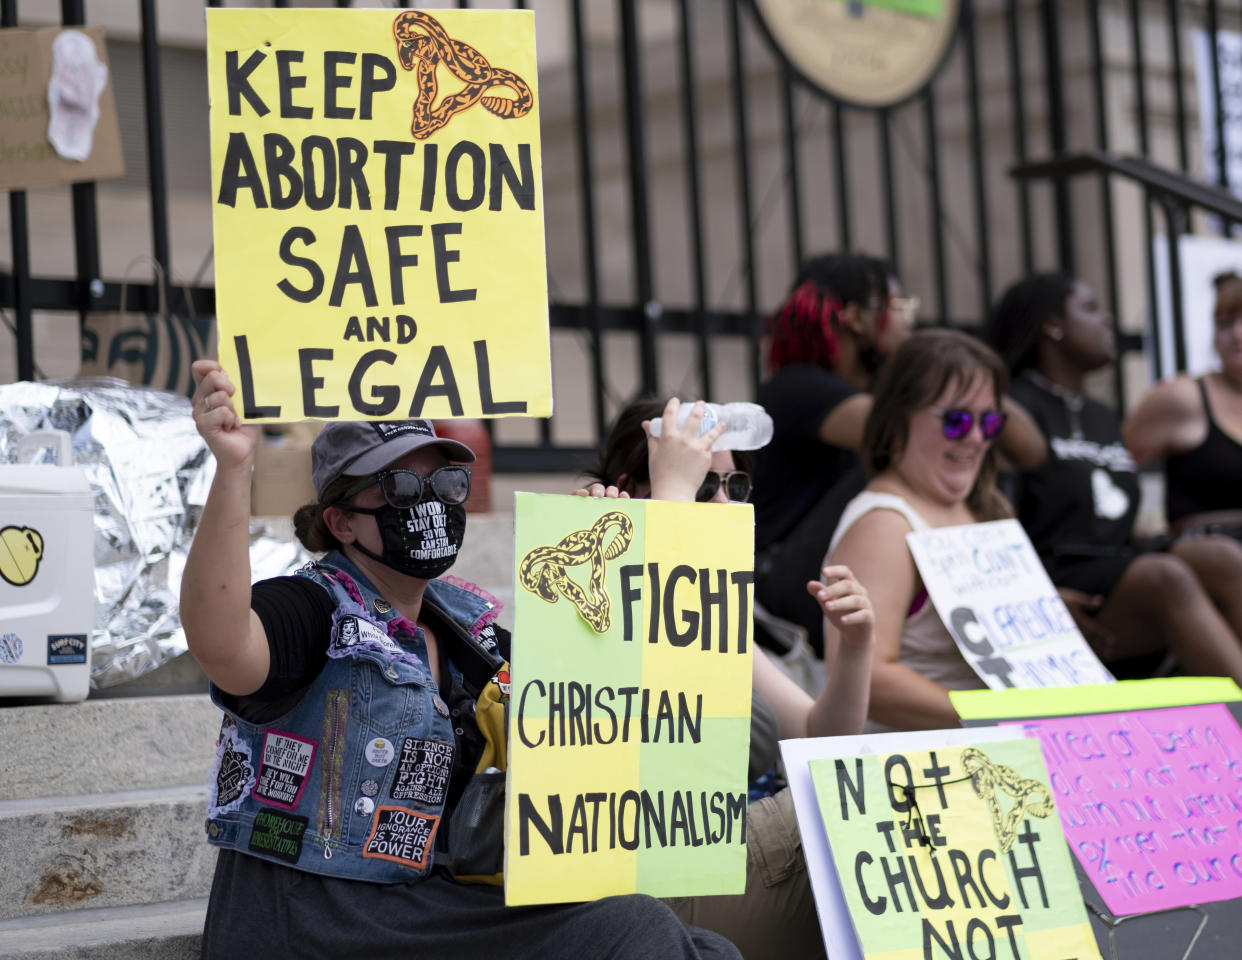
(1011, 150, 1242, 373)
(1012, 150, 1242, 223)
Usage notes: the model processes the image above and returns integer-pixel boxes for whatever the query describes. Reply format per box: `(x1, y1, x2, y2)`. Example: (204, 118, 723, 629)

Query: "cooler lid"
(0, 464, 93, 496)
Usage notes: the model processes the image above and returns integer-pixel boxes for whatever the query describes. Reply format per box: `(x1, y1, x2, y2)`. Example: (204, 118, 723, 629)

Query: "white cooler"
(0, 430, 95, 702)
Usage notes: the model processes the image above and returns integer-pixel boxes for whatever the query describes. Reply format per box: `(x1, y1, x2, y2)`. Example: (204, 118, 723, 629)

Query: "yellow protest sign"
(811, 738, 1102, 960)
(205, 9, 550, 422)
(506, 494, 754, 905)
(950, 677, 1242, 722)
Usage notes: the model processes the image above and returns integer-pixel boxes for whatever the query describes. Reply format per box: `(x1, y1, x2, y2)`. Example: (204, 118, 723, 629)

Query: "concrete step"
(0, 785, 215, 921)
(0, 695, 221, 801)
(0, 898, 205, 960)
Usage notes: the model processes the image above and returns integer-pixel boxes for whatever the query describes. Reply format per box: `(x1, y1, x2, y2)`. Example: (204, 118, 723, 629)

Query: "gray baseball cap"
(311, 421, 475, 500)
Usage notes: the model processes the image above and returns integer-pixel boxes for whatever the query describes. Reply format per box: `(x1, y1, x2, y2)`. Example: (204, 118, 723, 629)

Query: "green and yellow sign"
(506, 493, 755, 905)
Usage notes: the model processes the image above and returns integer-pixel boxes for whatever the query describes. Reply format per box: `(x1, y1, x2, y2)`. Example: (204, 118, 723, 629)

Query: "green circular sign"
(751, 0, 963, 109)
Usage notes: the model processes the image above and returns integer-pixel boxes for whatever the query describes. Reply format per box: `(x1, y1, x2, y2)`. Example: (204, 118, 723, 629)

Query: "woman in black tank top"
(1125, 270, 1242, 540)
(991, 273, 1242, 687)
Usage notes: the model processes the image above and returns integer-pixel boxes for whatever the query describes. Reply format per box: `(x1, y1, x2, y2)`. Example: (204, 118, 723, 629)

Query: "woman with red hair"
(754, 254, 1042, 656)
(753, 254, 904, 654)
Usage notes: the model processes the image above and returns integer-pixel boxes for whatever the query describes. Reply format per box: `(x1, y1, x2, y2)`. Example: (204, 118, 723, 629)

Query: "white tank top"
(827, 491, 984, 731)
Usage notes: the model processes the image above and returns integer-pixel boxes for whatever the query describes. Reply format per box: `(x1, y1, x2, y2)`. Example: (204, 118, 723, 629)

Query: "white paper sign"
(1153, 233, 1242, 381)
(780, 728, 1020, 960)
(906, 519, 1114, 690)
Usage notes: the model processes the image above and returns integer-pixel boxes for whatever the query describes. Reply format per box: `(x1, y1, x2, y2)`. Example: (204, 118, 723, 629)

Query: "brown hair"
(862, 328, 1011, 521)
(292, 473, 365, 553)
(583, 398, 666, 493)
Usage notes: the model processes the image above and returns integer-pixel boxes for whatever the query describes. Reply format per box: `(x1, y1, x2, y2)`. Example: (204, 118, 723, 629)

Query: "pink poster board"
(1004, 703, 1242, 915)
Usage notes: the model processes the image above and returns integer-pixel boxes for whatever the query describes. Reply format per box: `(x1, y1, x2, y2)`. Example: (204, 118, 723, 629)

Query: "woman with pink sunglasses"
(823, 329, 1014, 731)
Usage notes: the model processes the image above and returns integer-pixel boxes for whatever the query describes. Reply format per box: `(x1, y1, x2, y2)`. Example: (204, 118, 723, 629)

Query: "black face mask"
(348, 498, 467, 580)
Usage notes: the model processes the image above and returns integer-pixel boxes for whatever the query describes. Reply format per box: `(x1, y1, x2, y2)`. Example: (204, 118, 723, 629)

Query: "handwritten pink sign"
(1004, 703, 1242, 915)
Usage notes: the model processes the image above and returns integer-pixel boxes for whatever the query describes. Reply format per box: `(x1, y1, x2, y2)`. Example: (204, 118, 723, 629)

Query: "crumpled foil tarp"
(0, 378, 310, 688)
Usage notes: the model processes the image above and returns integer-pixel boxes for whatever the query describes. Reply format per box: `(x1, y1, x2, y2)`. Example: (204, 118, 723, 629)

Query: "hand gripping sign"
(206, 8, 550, 422)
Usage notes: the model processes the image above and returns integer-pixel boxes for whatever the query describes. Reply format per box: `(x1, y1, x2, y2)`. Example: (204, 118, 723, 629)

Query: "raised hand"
(643, 399, 727, 502)
(806, 564, 875, 651)
(190, 359, 259, 469)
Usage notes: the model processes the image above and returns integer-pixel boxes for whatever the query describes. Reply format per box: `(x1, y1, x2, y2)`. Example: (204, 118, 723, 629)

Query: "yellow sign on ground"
(206, 9, 550, 422)
(506, 494, 755, 905)
(811, 738, 1102, 960)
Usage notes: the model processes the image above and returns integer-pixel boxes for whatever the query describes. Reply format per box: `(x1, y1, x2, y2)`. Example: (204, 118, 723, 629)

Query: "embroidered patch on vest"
(489, 668, 511, 703)
(254, 730, 317, 810)
(329, 609, 422, 669)
(391, 738, 454, 805)
(248, 809, 308, 864)
(363, 806, 439, 870)
(208, 724, 254, 817)
(474, 623, 499, 652)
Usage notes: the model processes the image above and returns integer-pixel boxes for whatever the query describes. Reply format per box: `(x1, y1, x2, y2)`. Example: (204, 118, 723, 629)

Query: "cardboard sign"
(809, 737, 1102, 960)
(907, 519, 1114, 689)
(782, 727, 1019, 960)
(1004, 704, 1242, 915)
(205, 9, 550, 423)
(505, 493, 754, 905)
(0, 26, 124, 191)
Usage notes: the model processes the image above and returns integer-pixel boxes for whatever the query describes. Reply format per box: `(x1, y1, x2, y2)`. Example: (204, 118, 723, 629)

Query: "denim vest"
(205, 552, 509, 884)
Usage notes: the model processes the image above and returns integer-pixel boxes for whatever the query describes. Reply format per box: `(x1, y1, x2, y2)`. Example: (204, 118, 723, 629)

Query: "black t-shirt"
(1010, 372, 1140, 580)
(754, 363, 859, 552)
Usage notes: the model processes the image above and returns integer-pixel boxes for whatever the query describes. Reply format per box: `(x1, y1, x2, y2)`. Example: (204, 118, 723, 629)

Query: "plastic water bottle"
(648, 401, 774, 451)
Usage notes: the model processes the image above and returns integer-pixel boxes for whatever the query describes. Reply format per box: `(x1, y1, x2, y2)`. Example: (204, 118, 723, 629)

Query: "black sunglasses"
(930, 407, 1006, 442)
(338, 466, 472, 509)
(696, 470, 752, 503)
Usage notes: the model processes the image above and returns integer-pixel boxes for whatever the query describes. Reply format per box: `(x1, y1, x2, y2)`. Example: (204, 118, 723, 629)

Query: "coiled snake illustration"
(960, 747, 1053, 854)
(518, 512, 634, 633)
(393, 11, 533, 140)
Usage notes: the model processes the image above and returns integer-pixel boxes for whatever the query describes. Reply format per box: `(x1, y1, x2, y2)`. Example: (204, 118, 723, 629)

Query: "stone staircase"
(0, 695, 219, 959)
(0, 499, 536, 959)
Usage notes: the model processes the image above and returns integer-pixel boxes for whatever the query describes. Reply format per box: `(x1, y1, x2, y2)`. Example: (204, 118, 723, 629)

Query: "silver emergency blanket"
(0, 378, 309, 688)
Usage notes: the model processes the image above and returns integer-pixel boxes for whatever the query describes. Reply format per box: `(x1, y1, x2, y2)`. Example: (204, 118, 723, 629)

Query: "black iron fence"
(3, 0, 1242, 470)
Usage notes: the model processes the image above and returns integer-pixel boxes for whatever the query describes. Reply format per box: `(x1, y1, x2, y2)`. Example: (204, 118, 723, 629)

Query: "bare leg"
(1095, 553, 1242, 685)
(1170, 535, 1242, 641)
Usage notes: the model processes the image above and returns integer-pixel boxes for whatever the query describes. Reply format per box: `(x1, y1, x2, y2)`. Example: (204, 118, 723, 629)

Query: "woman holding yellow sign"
(577, 396, 877, 960)
(181, 361, 740, 959)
